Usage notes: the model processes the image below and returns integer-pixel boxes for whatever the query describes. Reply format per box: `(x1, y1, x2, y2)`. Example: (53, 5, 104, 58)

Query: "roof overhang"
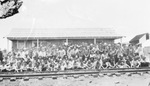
(6, 28, 124, 41)
(7, 36, 123, 41)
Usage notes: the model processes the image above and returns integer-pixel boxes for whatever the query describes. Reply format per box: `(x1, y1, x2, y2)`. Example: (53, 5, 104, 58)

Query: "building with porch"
(6, 28, 123, 51)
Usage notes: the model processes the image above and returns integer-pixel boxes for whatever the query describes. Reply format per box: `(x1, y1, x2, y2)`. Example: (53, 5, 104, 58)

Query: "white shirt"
(68, 60, 74, 68)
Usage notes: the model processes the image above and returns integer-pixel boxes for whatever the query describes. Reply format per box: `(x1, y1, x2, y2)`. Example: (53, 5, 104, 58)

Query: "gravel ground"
(1, 73, 150, 86)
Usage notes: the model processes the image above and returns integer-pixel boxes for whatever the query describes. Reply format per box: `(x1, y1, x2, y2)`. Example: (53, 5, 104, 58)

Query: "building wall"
(139, 34, 146, 44)
(69, 39, 94, 44)
(11, 39, 115, 50)
(12, 40, 17, 51)
(96, 39, 114, 43)
(69, 39, 114, 44)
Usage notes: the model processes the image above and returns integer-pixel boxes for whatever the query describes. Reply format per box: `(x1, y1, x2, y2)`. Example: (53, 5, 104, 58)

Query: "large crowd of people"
(0, 42, 147, 73)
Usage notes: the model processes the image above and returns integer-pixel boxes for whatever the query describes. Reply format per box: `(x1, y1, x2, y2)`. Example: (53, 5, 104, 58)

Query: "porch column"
(24, 41, 26, 48)
(37, 39, 39, 49)
(17, 40, 18, 49)
(94, 38, 97, 44)
(120, 37, 123, 47)
(66, 38, 68, 45)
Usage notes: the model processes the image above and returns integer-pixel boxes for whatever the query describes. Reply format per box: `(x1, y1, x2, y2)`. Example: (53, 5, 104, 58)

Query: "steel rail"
(0, 68, 150, 78)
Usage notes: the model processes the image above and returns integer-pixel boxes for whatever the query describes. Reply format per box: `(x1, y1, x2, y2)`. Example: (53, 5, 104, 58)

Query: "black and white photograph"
(0, 0, 150, 86)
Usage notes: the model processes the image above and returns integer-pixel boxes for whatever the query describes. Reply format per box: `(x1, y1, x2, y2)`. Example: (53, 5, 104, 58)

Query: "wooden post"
(37, 39, 39, 49)
(24, 41, 26, 49)
(94, 38, 97, 44)
(66, 38, 68, 45)
(17, 40, 18, 49)
(32, 41, 34, 47)
(120, 38, 122, 47)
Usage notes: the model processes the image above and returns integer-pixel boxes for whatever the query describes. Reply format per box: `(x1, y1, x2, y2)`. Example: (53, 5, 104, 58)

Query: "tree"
(0, 0, 23, 19)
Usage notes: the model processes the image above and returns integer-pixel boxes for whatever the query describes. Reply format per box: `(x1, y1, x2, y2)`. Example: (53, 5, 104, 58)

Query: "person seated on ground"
(3, 63, 11, 72)
(117, 59, 130, 68)
(104, 61, 113, 69)
(22, 62, 29, 72)
(82, 60, 88, 69)
(97, 58, 104, 69)
(33, 64, 39, 72)
(48, 59, 55, 71)
(13, 60, 19, 72)
(26, 61, 33, 72)
(94, 58, 102, 70)
(131, 57, 141, 68)
(102, 54, 113, 69)
(123, 61, 131, 68)
(36, 58, 42, 72)
(38, 63, 42, 72)
(41, 64, 47, 72)
(116, 61, 123, 68)
(124, 56, 132, 68)
(74, 59, 82, 70)
(45, 59, 50, 71)
(31, 57, 35, 69)
(14, 58, 21, 72)
(87, 58, 97, 70)
(86, 60, 91, 69)
(18, 60, 26, 72)
(90, 58, 98, 70)
(52, 60, 59, 71)
(67, 59, 74, 70)
(7, 63, 16, 72)
(60, 59, 67, 71)
(1, 63, 8, 72)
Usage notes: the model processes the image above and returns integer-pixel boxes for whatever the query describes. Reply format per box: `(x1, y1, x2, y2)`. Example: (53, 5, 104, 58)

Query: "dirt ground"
(1, 73, 150, 86)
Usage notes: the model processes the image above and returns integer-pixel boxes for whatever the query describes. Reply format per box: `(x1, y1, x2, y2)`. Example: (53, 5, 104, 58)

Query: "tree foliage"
(0, 0, 23, 19)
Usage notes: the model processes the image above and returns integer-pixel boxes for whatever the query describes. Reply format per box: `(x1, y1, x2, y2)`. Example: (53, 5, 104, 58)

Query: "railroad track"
(0, 67, 150, 81)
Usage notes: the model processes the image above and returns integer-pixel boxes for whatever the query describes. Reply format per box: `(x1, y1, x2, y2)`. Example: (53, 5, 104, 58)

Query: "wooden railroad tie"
(125, 73, 132, 76)
(38, 77, 43, 80)
(0, 78, 3, 82)
(139, 72, 144, 75)
(107, 73, 113, 77)
(92, 74, 99, 78)
(52, 76, 57, 79)
(23, 77, 29, 81)
(115, 73, 122, 76)
(84, 74, 89, 78)
(99, 73, 104, 77)
(63, 75, 68, 79)
(73, 75, 79, 78)
(10, 77, 16, 81)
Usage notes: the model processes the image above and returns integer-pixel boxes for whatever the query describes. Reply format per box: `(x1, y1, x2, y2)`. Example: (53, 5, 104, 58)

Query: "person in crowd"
(0, 42, 147, 73)
(0, 48, 3, 63)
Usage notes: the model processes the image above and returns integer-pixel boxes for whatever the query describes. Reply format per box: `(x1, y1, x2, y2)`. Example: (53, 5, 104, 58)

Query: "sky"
(0, 0, 150, 50)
